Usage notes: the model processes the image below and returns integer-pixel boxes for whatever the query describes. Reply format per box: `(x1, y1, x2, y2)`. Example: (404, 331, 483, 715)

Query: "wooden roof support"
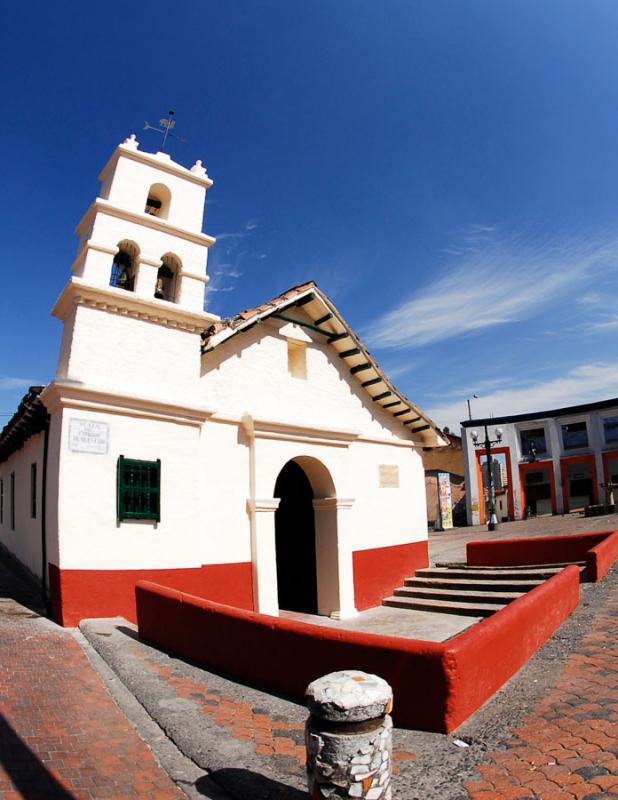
(339, 348, 361, 358)
(372, 391, 392, 402)
(361, 377, 382, 387)
(328, 332, 350, 344)
(350, 363, 372, 374)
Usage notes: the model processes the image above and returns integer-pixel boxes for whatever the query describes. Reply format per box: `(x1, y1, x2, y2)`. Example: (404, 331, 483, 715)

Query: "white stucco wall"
(199, 316, 428, 564)
(56, 305, 202, 404)
(201, 318, 413, 443)
(53, 406, 202, 570)
(0, 433, 46, 578)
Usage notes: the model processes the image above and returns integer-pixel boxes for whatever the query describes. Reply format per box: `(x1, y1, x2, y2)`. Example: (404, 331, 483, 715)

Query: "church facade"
(0, 137, 445, 626)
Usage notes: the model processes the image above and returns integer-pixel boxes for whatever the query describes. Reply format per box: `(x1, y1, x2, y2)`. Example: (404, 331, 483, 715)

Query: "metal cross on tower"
(143, 110, 187, 152)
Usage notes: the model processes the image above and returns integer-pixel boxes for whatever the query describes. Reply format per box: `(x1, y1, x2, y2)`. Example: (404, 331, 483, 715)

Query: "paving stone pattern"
(464, 586, 618, 800)
(0, 599, 183, 800)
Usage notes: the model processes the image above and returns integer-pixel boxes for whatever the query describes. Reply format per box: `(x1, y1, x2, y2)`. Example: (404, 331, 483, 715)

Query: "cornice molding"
(75, 198, 216, 248)
(248, 498, 281, 513)
(312, 497, 355, 512)
(99, 143, 214, 189)
(40, 380, 215, 427)
(52, 277, 219, 332)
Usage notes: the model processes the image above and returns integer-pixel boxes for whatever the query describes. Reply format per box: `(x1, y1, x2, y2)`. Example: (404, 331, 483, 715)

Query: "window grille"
(117, 456, 160, 522)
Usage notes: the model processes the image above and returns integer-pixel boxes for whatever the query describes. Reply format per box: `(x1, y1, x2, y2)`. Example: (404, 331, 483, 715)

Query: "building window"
(287, 340, 307, 380)
(117, 456, 161, 522)
(10, 472, 15, 530)
(561, 420, 588, 450)
(520, 427, 547, 458)
(603, 415, 618, 444)
(30, 463, 37, 519)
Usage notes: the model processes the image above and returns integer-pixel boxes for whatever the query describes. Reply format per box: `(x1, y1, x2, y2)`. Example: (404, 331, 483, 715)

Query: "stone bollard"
(305, 670, 393, 799)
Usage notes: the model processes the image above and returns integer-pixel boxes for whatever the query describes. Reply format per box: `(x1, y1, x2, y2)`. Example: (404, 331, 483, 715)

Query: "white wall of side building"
(0, 433, 46, 578)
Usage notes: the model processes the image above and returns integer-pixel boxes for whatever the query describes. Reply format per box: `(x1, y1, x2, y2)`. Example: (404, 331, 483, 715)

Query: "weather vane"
(143, 110, 187, 151)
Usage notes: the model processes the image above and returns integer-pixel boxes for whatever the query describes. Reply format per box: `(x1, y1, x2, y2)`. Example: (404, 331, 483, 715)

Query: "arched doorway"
(274, 460, 318, 614)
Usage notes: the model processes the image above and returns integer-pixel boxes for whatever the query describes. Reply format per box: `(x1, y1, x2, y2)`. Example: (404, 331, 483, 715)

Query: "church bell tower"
(51, 135, 219, 404)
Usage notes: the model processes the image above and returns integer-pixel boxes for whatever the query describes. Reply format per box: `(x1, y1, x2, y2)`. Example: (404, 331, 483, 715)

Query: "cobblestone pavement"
(0, 584, 183, 799)
(463, 581, 618, 800)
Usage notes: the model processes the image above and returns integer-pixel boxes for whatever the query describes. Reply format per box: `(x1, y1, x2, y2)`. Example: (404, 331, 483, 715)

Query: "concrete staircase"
(383, 561, 586, 617)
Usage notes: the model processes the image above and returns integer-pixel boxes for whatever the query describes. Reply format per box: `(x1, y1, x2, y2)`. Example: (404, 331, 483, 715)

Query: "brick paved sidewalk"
(464, 581, 618, 800)
(0, 597, 183, 800)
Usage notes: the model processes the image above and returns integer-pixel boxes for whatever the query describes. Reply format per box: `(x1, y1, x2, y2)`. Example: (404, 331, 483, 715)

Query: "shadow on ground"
(200, 769, 308, 799)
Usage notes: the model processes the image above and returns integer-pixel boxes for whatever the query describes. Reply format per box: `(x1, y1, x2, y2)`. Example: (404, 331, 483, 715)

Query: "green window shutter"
(117, 456, 161, 522)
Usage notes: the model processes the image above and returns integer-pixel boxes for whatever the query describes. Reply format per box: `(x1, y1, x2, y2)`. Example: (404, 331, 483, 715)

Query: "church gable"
(200, 283, 444, 446)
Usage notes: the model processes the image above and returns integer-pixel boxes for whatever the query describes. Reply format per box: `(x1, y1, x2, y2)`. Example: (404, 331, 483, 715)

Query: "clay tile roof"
(201, 281, 316, 349)
(0, 386, 49, 463)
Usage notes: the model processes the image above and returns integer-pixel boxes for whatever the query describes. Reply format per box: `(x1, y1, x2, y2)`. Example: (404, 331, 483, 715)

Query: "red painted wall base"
(48, 562, 254, 627)
(136, 565, 580, 732)
(353, 540, 429, 610)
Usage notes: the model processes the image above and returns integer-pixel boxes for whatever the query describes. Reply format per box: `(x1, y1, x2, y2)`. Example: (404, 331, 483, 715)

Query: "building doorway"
(560, 456, 597, 512)
(274, 460, 318, 614)
(519, 462, 556, 517)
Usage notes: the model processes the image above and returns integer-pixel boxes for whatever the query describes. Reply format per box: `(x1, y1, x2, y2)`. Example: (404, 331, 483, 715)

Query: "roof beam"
(315, 312, 333, 326)
(339, 348, 361, 358)
(410, 424, 431, 433)
(403, 416, 422, 425)
(383, 400, 402, 409)
(295, 293, 315, 306)
(270, 312, 331, 335)
(393, 409, 410, 417)
(372, 391, 392, 402)
(350, 363, 372, 374)
(328, 332, 350, 344)
(361, 377, 382, 387)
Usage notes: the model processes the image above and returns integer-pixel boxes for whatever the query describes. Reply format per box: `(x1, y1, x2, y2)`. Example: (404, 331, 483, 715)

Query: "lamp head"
(471, 430, 479, 444)
(495, 427, 503, 443)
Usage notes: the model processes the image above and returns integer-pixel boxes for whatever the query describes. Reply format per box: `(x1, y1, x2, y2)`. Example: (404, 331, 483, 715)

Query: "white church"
(0, 136, 445, 626)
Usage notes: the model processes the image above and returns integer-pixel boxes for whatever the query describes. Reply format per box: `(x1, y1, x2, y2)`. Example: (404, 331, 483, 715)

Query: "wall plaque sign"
(68, 419, 109, 455)
(379, 464, 399, 488)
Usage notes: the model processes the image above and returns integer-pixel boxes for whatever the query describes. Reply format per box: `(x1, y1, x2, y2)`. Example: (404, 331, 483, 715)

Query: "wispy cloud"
(0, 377, 41, 392)
(205, 219, 259, 303)
(425, 361, 618, 430)
(364, 226, 618, 349)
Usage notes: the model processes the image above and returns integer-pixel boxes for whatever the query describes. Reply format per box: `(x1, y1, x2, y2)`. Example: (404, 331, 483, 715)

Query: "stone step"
(415, 566, 565, 581)
(404, 576, 545, 592)
(434, 560, 586, 570)
(393, 586, 524, 603)
(382, 595, 503, 617)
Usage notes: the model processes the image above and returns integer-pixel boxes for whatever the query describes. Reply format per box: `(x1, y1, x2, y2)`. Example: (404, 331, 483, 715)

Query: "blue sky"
(2, 1, 618, 431)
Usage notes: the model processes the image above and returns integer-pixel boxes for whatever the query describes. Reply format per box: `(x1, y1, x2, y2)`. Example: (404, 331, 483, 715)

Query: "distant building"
(422, 430, 466, 528)
(462, 399, 618, 525)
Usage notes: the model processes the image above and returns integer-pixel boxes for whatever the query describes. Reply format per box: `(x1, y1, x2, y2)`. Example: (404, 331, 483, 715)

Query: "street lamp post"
(471, 425, 503, 531)
(467, 394, 479, 421)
